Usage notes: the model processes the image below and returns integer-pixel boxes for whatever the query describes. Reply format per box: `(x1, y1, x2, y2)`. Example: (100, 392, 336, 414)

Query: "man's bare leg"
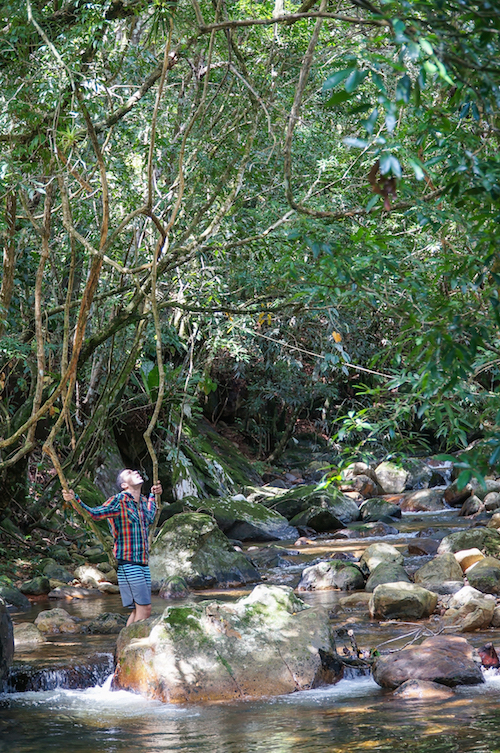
(126, 604, 151, 625)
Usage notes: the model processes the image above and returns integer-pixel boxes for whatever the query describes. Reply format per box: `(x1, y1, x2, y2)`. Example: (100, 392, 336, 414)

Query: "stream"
(2, 507, 500, 753)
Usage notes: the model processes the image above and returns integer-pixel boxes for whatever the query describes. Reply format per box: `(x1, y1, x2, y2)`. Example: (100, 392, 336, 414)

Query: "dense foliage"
(1, 0, 500, 524)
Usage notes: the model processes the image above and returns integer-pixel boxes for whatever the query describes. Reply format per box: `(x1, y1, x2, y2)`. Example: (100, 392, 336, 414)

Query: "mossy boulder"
(289, 506, 344, 533)
(197, 495, 298, 541)
(413, 553, 464, 588)
(0, 584, 31, 611)
(359, 498, 402, 522)
(437, 528, 500, 558)
(113, 584, 343, 703)
(365, 562, 411, 592)
(266, 485, 360, 525)
(19, 577, 51, 596)
(369, 582, 438, 621)
(150, 513, 261, 589)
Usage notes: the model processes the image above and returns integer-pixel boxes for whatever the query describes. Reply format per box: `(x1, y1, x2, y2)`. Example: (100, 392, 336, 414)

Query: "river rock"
(74, 564, 118, 587)
(19, 577, 51, 596)
(484, 492, 500, 511)
(365, 562, 411, 592)
(197, 495, 298, 541)
(85, 612, 127, 634)
(392, 679, 455, 700)
(13, 622, 46, 648)
(48, 585, 103, 599)
(335, 521, 399, 539)
(442, 585, 496, 631)
(297, 560, 365, 591)
(438, 528, 500, 558)
(113, 585, 343, 703)
(444, 480, 473, 507)
(369, 582, 437, 620)
(460, 495, 485, 517)
(407, 539, 439, 556)
(374, 461, 409, 493)
(372, 635, 483, 689)
(34, 608, 80, 634)
(149, 513, 261, 589)
(464, 556, 500, 595)
(42, 563, 74, 584)
(339, 474, 381, 498)
(0, 582, 31, 611)
(455, 548, 485, 571)
(0, 599, 14, 684)
(159, 576, 190, 600)
(413, 553, 464, 587)
(397, 489, 447, 512)
(492, 605, 500, 627)
(359, 543, 404, 576)
(487, 513, 500, 530)
(359, 498, 401, 522)
(470, 478, 500, 499)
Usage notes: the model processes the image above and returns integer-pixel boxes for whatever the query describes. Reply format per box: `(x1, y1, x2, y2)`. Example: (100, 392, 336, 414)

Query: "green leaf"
(395, 75, 411, 104)
(419, 39, 434, 56)
(324, 91, 353, 107)
(343, 137, 368, 149)
(362, 108, 379, 135)
(344, 70, 368, 94)
(379, 153, 402, 178)
(371, 71, 385, 92)
(323, 68, 356, 91)
(408, 158, 425, 181)
(366, 195, 380, 211)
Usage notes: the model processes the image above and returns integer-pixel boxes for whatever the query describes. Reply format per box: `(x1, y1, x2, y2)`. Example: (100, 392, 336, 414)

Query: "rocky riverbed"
(1, 456, 500, 704)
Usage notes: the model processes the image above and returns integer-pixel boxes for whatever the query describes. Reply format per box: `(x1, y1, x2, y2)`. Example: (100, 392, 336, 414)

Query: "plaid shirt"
(76, 490, 157, 565)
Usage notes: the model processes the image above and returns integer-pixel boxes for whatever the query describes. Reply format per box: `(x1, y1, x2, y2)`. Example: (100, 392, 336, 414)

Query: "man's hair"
(116, 469, 128, 491)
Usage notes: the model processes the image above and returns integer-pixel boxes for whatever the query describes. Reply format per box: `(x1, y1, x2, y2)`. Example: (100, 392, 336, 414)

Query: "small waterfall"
(4, 652, 115, 693)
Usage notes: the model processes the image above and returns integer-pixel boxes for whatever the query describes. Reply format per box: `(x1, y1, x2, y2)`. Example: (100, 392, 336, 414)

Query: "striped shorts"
(117, 563, 152, 608)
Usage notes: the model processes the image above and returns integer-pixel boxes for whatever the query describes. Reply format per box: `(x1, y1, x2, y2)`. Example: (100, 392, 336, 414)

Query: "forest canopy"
(1, 0, 500, 520)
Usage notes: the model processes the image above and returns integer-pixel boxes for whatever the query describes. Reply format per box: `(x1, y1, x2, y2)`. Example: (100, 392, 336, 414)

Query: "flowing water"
(2, 508, 500, 753)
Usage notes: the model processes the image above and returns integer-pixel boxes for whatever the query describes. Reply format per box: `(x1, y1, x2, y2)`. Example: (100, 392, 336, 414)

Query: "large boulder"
(197, 495, 298, 541)
(372, 635, 484, 689)
(149, 513, 261, 589)
(113, 585, 343, 703)
(413, 553, 464, 588)
(297, 560, 365, 591)
(369, 582, 437, 620)
(267, 485, 360, 525)
(0, 599, 14, 685)
(289, 506, 344, 533)
(359, 498, 401, 522)
(437, 528, 500, 558)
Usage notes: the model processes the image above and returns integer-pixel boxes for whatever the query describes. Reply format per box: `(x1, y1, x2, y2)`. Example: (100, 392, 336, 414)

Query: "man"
(63, 469, 162, 625)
